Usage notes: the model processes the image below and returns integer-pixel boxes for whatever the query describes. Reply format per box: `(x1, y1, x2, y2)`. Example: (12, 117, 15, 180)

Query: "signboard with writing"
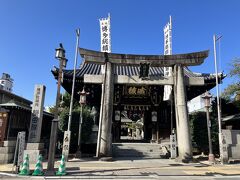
(220, 133, 228, 163)
(99, 14, 111, 53)
(127, 86, 147, 96)
(139, 63, 150, 79)
(170, 134, 177, 159)
(28, 85, 46, 143)
(62, 130, 71, 160)
(13, 131, 26, 167)
(99, 14, 111, 74)
(17, 132, 25, 166)
(163, 16, 173, 101)
(0, 112, 8, 146)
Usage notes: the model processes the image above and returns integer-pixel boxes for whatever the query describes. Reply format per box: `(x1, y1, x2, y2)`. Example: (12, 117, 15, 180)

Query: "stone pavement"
(1, 157, 240, 179)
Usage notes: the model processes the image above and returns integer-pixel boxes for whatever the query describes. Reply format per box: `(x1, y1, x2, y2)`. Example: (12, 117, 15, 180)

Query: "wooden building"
(0, 89, 53, 163)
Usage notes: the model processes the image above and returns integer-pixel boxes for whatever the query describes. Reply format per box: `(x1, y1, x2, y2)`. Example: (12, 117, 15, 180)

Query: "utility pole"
(213, 34, 227, 164)
(68, 29, 80, 131)
(62, 29, 80, 160)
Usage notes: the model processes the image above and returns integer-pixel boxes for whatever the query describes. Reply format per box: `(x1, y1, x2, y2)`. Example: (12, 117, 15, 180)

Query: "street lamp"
(47, 43, 68, 172)
(75, 87, 89, 158)
(202, 91, 215, 163)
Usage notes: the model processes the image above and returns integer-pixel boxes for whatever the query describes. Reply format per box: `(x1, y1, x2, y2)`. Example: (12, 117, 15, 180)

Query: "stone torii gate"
(80, 48, 209, 162)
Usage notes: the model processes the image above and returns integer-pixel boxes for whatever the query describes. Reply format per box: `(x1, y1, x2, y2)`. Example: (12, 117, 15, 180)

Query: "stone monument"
(24, 84, 46, 163)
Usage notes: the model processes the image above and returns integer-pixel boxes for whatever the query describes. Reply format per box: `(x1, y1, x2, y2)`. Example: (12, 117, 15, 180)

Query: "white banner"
(99, 14, 111, 74)
(99, 13, 111, 53)
(163, 16, 172, 56)
(163, 16, 173, 101)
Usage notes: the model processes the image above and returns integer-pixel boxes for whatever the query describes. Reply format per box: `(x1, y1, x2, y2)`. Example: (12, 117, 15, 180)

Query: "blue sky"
(0, 0, 239, 107)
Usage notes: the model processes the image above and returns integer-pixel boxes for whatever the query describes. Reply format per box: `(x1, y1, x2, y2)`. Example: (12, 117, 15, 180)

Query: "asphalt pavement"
(0, 157, 240, 179)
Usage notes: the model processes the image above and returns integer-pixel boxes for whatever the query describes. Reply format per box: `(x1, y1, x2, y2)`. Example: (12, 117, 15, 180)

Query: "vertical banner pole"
(97, 14, 111, 157)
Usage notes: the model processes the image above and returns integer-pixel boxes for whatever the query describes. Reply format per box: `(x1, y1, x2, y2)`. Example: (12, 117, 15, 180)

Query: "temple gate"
(79, 48, 209, 162)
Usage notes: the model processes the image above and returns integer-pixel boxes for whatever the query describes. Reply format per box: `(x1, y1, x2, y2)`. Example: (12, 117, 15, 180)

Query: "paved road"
(0, 158, 240, 179)
(1, 174, 240, 180)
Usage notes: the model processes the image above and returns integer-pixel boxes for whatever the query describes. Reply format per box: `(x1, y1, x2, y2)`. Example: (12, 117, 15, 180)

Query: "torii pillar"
(99, 60, 114, 157)
(174, 65, 192, 162)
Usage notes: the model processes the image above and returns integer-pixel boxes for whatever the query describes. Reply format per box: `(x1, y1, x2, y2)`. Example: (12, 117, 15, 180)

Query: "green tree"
(46, 92, 79, 115)
(222, 58, 240, 99)
(189, 111, 219, 154)
(59, 106, 93, 153)
(211, 97, 239, 117)
(57, 92, 94, 153)
(190, 95, 240, 156)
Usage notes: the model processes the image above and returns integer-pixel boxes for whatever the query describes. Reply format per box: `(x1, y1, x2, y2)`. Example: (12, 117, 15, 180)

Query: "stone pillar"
(28, 85, 46, 143)
(25, 84, 46, 163)
(174, 65, 192, 161)
(100, 61, 114, 157)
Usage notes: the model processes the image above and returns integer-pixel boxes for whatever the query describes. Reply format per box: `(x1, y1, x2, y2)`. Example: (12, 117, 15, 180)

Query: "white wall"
(0, 73, 13, 92)
(187, 95, 205, 113)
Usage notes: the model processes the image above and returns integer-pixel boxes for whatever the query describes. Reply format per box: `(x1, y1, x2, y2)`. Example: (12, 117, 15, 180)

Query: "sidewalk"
(1, 157, 240, 179)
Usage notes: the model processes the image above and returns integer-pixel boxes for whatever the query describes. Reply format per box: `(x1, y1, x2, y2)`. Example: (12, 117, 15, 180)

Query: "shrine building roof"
(51, 48, 225, 101)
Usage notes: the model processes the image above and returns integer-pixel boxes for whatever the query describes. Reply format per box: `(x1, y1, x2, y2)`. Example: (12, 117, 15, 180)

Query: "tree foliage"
(59, 107, 93, 145)
(59, 92, 79, 110)
(222, 58, 240, 99)
(189, 111, 219, 154)
(229, 58, 240, 78)
(190, 95, 240, 155)
(57, 92, 94, 153)
(211, 97, 239, 117)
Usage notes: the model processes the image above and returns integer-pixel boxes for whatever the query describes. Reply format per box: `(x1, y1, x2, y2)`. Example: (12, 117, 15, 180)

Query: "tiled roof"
(51, 63, 225, 101)
(56, 63, 219, 81)
(0, 101, 54, 117)
(0, 88, 32, 105)
(61, 63, 101, 78)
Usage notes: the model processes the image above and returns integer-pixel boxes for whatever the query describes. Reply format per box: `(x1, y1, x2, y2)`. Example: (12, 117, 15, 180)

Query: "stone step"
(113, 151, 166, 156)
(0, 153, 14, 164)
(113, 143, 169, 147)
(113, 144, 169, 150)
(113, 148, 164, 153)
(113, 153, 165, 158)
(112, 143, 170, 158)
(3, 140, 16, 147)
(0, 146, 15, 153)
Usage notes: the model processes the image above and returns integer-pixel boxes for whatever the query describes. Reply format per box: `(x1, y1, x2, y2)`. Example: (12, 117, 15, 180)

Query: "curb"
(0, 172, 19, 177)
